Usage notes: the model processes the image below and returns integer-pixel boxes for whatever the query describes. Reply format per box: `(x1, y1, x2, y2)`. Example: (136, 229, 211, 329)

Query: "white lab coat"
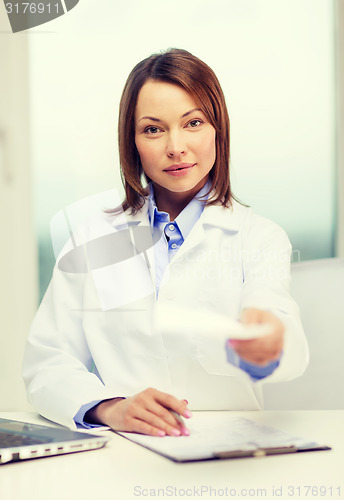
(23, 198, 309, 429)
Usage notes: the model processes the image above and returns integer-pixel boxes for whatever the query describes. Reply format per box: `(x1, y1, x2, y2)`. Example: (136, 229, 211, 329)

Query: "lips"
(164, 163, 195, 172)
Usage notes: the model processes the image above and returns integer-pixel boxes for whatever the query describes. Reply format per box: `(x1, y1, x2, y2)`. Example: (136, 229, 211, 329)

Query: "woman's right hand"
(85, 388, 192, 437)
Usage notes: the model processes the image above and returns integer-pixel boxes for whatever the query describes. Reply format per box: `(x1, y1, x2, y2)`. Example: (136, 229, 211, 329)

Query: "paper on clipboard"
(154, 303, 274, 340)
(116, 413, 330, 463)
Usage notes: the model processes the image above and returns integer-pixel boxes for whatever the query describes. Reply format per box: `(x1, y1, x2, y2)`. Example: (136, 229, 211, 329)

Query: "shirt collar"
(148, 183, 168, 227)
(147, 182, 210, 240)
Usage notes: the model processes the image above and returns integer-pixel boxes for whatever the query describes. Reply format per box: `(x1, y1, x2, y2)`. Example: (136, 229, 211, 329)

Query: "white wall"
(0, 11, 37, 410)
(335, 0, 344, 257)
(0, 0, 338, 412)
(28, 0, 336, 277)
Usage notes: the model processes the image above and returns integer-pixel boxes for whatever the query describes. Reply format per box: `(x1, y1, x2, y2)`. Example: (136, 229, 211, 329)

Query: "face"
(135, 80, 216, 205)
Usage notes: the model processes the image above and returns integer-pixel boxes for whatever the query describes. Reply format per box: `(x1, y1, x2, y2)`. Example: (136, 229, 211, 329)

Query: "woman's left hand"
(229, 308, 285, 366)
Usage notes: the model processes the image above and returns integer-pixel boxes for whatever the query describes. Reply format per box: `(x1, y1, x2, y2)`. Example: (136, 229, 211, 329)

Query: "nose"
(166, 131, 187, 158)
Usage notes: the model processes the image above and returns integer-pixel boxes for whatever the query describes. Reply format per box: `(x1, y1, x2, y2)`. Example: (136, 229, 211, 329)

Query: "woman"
(23, 49, 309, 437)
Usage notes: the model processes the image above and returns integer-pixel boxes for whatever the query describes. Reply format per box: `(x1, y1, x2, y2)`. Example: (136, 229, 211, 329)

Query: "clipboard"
(116, 414, 331, 463)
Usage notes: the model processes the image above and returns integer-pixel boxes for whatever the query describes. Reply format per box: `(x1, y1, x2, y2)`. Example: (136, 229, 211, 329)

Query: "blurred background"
(1, 0, 343, 410)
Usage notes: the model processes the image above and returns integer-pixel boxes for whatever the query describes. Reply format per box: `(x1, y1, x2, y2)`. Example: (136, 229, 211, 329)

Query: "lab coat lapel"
(111, 199, 241, 289)
(201, 202, 240, 232)
(170, 217, 205, 263)
(112, 200, 157, 293)
(169, 202, 240, 264)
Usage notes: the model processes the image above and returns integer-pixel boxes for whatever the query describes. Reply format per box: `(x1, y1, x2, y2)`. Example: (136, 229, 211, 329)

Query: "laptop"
(0, 418, 108, 465)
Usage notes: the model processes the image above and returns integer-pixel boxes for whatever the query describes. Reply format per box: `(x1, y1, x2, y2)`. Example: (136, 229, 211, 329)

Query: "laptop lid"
(0, 418, 108, 465)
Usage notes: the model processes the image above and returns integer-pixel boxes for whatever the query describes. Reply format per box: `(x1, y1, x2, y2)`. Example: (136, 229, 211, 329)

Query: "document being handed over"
(154, 303, 274, 340)
(153, 303, 276, 376)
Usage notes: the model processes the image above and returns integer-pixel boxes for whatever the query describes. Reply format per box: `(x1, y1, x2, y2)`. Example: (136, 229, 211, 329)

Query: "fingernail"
(181, 427, 190, 436)
(157, 430, 166, 437)
(228, 339, 239, 348)
(171, 429, 181, 436)
(183, 399, 189, 404)
(183, 409, 192, 418)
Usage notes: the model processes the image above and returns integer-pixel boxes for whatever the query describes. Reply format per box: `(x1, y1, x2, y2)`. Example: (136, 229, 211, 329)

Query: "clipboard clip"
(214, 445, 298, 459)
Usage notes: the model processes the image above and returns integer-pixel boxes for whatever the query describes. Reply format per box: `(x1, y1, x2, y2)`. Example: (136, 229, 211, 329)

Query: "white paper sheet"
(154, 303, 274, 340)
(117, 413, 319, 462)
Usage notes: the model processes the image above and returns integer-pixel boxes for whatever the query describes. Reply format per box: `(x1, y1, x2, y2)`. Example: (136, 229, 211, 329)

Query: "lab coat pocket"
(154, 302, 239, 377)
(195, 328, 239, 377)
(192, 290, 242, 376)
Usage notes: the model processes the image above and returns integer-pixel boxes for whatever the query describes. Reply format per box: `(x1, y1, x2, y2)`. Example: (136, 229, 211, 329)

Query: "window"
(28, 0, 336, 301)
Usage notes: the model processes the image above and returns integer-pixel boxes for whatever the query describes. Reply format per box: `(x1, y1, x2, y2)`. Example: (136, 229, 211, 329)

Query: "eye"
(187, 119, 203, 128)
(144, 126, 162, 135)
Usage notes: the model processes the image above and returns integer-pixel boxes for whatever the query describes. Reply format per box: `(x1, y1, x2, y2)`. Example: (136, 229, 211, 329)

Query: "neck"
(154, 192, 191, 221)
(153, 179, 207, 221)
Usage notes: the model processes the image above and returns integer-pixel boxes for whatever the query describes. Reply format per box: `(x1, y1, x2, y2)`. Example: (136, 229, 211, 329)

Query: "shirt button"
(168, 224, 175, 231)
(171, 243, 178, 249)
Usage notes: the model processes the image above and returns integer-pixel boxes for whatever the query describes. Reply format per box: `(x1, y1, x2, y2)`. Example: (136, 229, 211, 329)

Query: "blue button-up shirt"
(147, 182, 208, 294)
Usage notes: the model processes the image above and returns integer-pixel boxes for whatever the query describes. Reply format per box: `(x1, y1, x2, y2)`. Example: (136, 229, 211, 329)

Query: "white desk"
(0, 411, 343, 500)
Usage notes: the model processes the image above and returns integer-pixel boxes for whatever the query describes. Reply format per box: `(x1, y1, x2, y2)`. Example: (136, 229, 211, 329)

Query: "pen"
(168, 409, 191, 436)
(169, 409, 185, 427)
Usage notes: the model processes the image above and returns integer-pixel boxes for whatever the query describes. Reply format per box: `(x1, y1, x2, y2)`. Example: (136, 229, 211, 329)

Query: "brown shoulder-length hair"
(116, 48, 232, 214)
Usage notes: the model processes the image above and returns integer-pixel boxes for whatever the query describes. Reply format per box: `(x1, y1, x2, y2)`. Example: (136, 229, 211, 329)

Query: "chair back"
(263, 258, 344, 409)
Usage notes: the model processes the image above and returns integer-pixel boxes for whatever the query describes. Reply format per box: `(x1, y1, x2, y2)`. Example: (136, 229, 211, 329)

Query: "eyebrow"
(138, 108, 203, 123)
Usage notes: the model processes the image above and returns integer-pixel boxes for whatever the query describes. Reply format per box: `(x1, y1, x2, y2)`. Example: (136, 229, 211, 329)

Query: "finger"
(236, 345, 283, 364)
(148, 401, 183, 427)
(149, 393, 191, 436)
(153, 391, 192, 419)
(239, 354, 275, 366)
(129, 415, 190, 437)
(240, 309, 285, 334)
(136, 389, 192, 435)
(150, 404, 190, 436)
(148, 402, 192, 436)
(234, 330, 284, 349)
(240, 308, 262, 324)
(117, 403, 174, 436)
(143, 388, 191, 421)
(233, 337, 283, 362)
(104, 403, 167, 437)
(124, 399, 183, 437)
(169, 410, 190, 436)
(124, 417, 168, 437)
(150, 396, 191, 420)
(235, 342, 281, 358)
(140, 407, 184, 436)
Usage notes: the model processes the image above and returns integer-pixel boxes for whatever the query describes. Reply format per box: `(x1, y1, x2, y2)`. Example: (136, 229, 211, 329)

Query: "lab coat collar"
(173, 200, 240, 262)
(113, 195, 241, 233)
(201, 200, 240, 232)
(110, 199, 150, 229)
(109, 195, 241, 285)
